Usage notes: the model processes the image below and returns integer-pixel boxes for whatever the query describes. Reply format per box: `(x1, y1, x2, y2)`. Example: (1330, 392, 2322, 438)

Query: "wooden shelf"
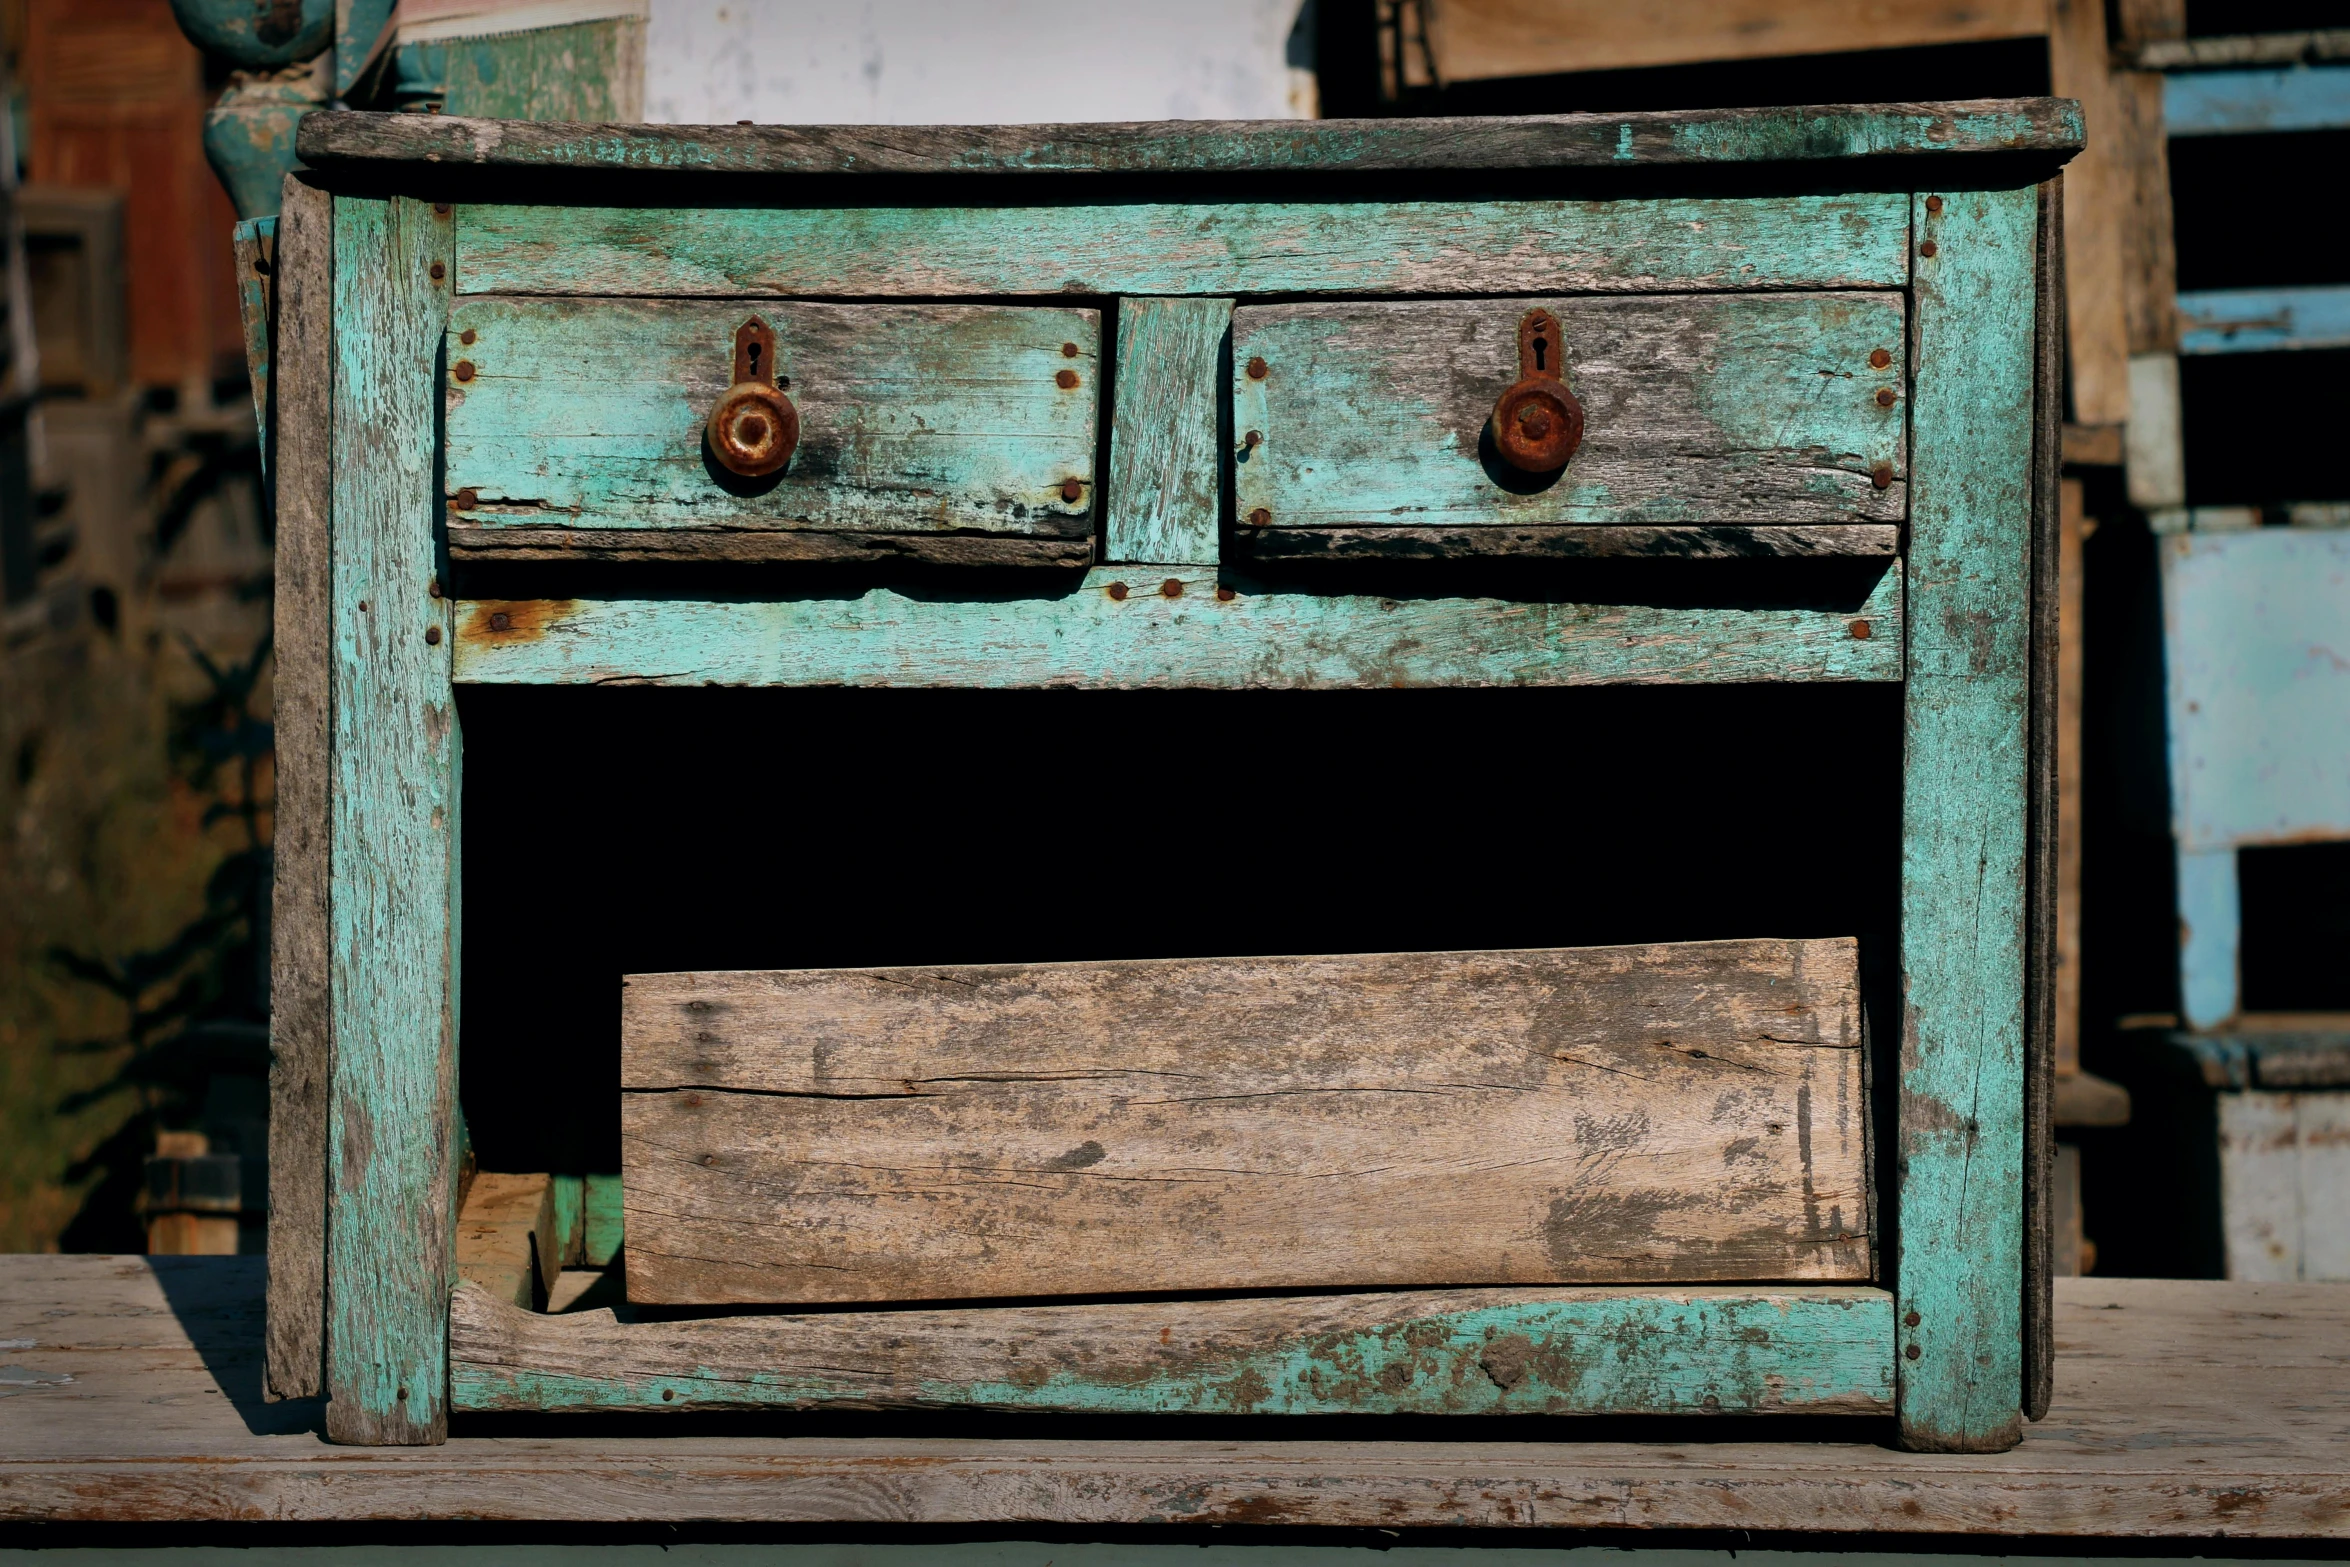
(6, 1254, 2350, 1534)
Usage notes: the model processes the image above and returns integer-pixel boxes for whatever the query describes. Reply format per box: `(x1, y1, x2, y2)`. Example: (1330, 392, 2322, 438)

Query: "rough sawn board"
(621, 937, 1871, 1306)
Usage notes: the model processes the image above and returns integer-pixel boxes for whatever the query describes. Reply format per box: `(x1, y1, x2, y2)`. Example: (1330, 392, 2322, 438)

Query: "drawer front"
(620, 938, 1871, 1307)
(443, 298, 1100, 564)
(1232, 293, 1905, 550)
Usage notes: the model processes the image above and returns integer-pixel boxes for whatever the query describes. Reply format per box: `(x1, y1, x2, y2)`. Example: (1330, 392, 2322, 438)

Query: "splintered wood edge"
(1238, 524, 1902, 561)
(446, 527, 1094, 567)
(298, 101, 2084, 175)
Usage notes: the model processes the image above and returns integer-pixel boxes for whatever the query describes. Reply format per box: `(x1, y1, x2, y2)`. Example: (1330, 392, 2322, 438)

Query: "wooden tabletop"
(3, 1254, 2346, 1535)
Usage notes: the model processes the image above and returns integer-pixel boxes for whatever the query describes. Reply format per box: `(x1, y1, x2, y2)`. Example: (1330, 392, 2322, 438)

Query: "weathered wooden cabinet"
(266, 101, 2076, 1452)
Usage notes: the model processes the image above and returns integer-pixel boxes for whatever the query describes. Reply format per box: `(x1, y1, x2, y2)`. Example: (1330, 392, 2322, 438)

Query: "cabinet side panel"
(1897, 183, 2036, 1453)
(323, 195, 458, 1446)
(265, 175, 332, 1405)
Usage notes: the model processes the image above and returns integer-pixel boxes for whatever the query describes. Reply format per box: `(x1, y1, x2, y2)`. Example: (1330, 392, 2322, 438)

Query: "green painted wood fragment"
(1106, 297, 1229, 565)
(546, 1175, 584, 1269)
(453, 193, 1911, 300)
(451, 566, 1901, 689)
(324, 195, 458, 1446)
(444, 297, 1098, 540)
(432, 20, 644, 121)
(448, 1284, 1896, 1417)
(582, 1172, 623, 1268)
(1234, 294, 1906, 531)
(1895, 185, 2037, 1453)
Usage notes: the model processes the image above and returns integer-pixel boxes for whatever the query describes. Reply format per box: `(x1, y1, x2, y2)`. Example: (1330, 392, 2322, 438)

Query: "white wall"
(646, 0, 1316, 125)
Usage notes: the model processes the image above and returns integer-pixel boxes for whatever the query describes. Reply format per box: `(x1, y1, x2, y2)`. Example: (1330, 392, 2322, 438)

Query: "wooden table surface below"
(2, 1255, 2346, 1536)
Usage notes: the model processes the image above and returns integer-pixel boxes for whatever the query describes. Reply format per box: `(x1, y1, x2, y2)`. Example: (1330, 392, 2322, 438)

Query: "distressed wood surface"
(1895, 185, 2038, 1454)
(1426, 0, 2052, 81)
(1238, 523, 1899, 561)
(2219, 1091, 2350, 1281)
(453, 1173, 555, 1311)
(444, 527, 1094, 568)
(451, 566, 1901, 688)
(621, 939, 1869, 1306)
(450, 1282, 1894, 1416)
(297, 101, 2085, 175)
(264, 177, 332, 1407)
(324, 195, 458, 1447)
(1232, 295, 1905, 533)
(453, 194, 1911, 300)
(1105, 297, 1228, 565)
(2025, 176, 2064, 1426)
(444, 298, 1098, 551)
(13, 1258, 2350, 1534)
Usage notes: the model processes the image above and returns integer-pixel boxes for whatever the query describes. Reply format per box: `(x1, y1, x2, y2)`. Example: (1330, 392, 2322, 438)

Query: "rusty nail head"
(1106, 581, 1129, 601)
(489, 610, 512, 632)
(662, 1388, 676, 1401)
(737, 119, 753, 125)
(1246, 356, 1269, 380)
(1850, 619, 1872, 640)
(1061, 341, 1080, 358)
(1248, 507, 1271, 526)
(1876, 387, 1897, 408)
(429, 261, 446, 281)
(1056, 368, 1079, 389)
(1919, 239, 1938, 258)
(460, 328, 477, 346)
(433, 203, 450, 216)
(425, 626, 442, 645)
(428, 578, 442, 598)
(454, 487, 479, 509)
(1061, 476, 1084, 502)
(1216, 584, 1235, 602)
(1904, 1310, 1921, 1327)
(357, 599, 369, 613)
(454, 360, 475, 382)
(1925, 195, 1944, 213)
(1244, 430, 1262, 448)
(1904, 1344, 1922, 1360)
(1869, 347, 1892, 370)
(1871, 463, 1893, 490)
(1161, 578, 1183, 598)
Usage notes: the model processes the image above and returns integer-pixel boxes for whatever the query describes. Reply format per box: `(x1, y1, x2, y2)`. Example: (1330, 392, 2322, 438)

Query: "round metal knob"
(706, 317, 798, 478)
(1491, 308, 1584, 474)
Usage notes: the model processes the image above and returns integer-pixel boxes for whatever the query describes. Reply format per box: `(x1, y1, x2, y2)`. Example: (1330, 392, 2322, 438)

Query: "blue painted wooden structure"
(272, 103, 2076, 1452)
(2165, 65, 2350, 137)
(2178, 285, 2350, 356)
(2161, 528, 2350, 1030)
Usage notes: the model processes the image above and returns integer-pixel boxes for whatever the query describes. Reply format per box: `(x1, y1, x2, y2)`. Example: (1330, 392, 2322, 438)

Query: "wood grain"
(1895, 186, 2037, 1454)
(443, 298, 1098, 550)
(452, 194, 1913, 300)
(1231, 295, 1905, 532)
(2047, 0, 2132, 426)
(298, 101, 2086, 176)
(453, 1173, 555, 1311)
(450, 1281, 1895, 1416)
(264, 176, 331, 1407)
(445, 528, 1093, 568)
(2026, 177, 2064, 1426)
(620, 939, 1870, 1306)
(1426, 0, 2050, 82)
(323, 195, 458, 1447)
(12, 1258, 2350, 1534)
(450, 566, 1904, 689)
(1105, 297, 1228, 565)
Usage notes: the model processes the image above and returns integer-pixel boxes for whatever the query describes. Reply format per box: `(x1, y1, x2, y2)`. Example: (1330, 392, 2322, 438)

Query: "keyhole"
(746, 340, 762, 377)
(1532, 336, 1548, 372)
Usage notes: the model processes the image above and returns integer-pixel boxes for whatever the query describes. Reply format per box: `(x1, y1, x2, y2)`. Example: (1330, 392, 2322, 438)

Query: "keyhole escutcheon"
(1491, 307, 1585, 474)
(708, 316, 799, 478)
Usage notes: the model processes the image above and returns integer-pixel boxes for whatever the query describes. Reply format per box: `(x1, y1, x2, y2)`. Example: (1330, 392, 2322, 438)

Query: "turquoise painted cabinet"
(263, 102, 2078, 1453)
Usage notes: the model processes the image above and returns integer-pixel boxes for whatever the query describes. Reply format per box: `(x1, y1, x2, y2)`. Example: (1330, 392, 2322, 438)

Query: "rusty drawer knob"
(706, 317, 798, 478)
(1491, 307, 1584, 474)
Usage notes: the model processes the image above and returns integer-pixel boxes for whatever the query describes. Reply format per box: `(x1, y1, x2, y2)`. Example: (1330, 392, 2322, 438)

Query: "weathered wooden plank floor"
(4, 1254, 2348, 1535)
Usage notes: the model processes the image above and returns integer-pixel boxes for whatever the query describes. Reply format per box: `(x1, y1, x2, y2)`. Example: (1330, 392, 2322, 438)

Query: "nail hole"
(428, 262, 445, 281)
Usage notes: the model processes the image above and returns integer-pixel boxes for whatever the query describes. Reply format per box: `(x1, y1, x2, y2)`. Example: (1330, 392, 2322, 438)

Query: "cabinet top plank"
(298, 100, 2082, 179)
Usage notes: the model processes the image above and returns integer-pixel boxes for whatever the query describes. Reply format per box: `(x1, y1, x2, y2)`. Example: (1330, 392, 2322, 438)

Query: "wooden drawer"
(621, 939, 1871, 1307)
(1233, 294, 1906, 560)
(442, 298, 1100, 566)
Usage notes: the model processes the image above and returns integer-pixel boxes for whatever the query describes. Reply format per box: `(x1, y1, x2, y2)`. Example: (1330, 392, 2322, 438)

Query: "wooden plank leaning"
(264, 176, 332, 1405)
(621, 939, 1872, 1307)
(1896, 185, 2037, 1453)
(324, 194, 459, 1445)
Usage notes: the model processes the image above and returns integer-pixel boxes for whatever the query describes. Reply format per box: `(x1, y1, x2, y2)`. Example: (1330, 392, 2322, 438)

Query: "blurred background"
(0, 0, 2343, 1278)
